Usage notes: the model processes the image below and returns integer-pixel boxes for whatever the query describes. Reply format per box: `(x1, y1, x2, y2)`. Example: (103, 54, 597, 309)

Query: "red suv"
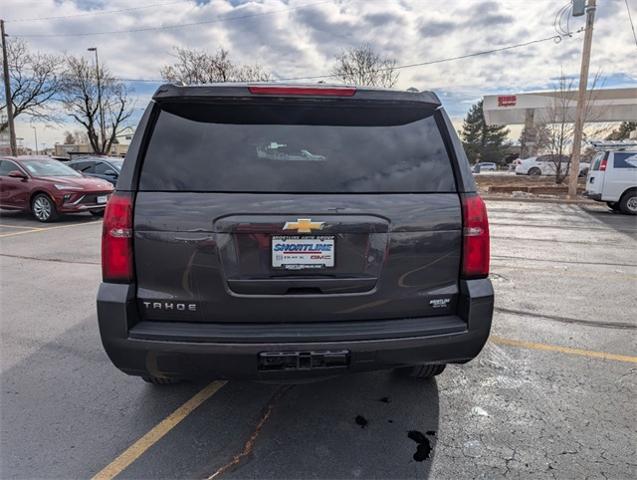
(0, 156, 114, 222)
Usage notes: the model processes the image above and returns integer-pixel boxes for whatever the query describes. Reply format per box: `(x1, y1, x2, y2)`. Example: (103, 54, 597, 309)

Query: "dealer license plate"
(272, 235, 335, 269)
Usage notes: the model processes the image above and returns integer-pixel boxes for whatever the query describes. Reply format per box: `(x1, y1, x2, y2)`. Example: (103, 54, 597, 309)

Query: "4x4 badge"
(283, 218, 325, 233)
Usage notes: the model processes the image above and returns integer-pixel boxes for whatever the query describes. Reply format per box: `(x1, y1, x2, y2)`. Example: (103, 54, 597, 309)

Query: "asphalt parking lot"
(1, 201, 635, 480)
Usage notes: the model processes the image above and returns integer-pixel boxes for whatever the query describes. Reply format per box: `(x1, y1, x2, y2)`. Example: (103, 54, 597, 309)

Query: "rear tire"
(142, 376, 181, 385)
(619, 189, 637, 215)
(606, 202, 621, 212)
(31, 193, 58, 222)
(528, 167, 541, 176)
(394, 364, 446, 379)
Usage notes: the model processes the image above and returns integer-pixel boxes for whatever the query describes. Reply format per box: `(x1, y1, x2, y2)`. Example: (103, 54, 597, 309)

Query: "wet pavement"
(1, 202, 635, 479)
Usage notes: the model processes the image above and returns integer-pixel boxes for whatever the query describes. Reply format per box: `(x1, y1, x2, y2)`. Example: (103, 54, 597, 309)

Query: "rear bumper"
(97, 279, 494, 380)
(583, 191, 602, 201)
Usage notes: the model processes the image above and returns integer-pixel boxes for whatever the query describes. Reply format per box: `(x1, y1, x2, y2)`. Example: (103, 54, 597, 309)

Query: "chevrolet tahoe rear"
(96, 83, 494, 383)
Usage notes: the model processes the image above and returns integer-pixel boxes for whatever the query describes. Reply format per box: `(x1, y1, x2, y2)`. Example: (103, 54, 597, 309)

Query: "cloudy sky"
(4, 0, 637, 150)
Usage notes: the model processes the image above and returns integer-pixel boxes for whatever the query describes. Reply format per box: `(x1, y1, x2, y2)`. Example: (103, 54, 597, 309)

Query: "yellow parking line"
(92, 381, 226, 480)
(491, 335, 637, 364)
(0, 224, 44, 230)
(0, 220, 102, 238)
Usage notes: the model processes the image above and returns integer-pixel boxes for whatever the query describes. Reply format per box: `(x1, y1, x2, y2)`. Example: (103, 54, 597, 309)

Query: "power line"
(5, 1, 193, 23)
(276, 31, 582, 82)
(103, 31, 582, 84)
(553, 1, 572, 37)
(18, 31, 580, 85)
(10, 0, 334, 37)
(625, 0, 637, 48)
(13, 29, 582, 86)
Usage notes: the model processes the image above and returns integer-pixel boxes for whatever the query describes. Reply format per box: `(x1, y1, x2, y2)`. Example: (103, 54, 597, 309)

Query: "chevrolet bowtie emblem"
(283, 218, 325, 233)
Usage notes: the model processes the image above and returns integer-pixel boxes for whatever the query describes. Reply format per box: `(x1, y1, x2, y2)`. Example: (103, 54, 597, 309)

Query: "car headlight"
(54, 184, 82, 191)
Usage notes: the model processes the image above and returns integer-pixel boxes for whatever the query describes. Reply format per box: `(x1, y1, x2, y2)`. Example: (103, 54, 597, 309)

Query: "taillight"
(461, 194, 490, 279)
(599, 154, 608, 171)
(102, 192, 134, 283)
(248, 85, 356, 96)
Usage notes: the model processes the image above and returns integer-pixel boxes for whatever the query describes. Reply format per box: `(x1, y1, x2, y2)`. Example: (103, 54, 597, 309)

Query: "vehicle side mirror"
(104, 169, 117, 176)
(8, 170, 27, 179)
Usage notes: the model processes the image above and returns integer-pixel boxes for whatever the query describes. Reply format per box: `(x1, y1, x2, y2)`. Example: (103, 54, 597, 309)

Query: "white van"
(585, 148, 637, 215)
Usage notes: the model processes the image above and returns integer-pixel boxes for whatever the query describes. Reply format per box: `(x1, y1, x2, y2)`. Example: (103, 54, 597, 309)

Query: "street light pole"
(1, 19, 17, 156)
(87, 47, 105, 154)
(32, 125, 38, 155)
(568, 0, 597, 199)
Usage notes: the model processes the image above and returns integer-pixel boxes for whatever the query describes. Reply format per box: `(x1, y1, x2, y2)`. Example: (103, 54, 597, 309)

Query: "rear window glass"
(613, 152, 637, 169)
(591, 152, 605, 171)
(139, 102, 456, 193)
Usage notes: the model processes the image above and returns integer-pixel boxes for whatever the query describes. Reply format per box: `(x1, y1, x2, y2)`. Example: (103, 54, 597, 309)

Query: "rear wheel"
(31, 194, 58, 222)
(619, 189, 637, 215)
(528, 167, 541, 176)
(394, 364, 446, 379)
(142, 376, 181, 385)
(606, 202, 621, 212)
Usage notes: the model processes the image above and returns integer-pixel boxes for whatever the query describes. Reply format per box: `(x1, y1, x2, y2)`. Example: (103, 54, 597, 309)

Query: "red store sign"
(498, 95, 517, 107)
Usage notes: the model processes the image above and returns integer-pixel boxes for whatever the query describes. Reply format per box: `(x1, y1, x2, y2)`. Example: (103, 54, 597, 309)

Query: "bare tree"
(160, 47, 270, 84)
(73, 130, 89, 144)
(63, 131, 75, 144)
(60, 56, 133, 155)
(331, 44, 399, 88)
(0, 39, 61, 133)
(538, 71, 605, 183)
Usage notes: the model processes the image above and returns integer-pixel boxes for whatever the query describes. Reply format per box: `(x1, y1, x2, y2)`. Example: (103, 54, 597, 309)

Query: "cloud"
(418, 20, 458, 38)
(364, 12, 407, 27)
(3, 0, 635, 149)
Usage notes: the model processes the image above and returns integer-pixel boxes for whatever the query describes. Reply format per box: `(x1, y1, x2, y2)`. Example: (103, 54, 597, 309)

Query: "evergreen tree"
(605, 121, 637, 141)
(461, 100, 510, 165)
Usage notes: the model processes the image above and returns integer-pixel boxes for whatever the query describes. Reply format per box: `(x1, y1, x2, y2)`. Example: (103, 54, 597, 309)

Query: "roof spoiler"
(152, 83, 441, 106)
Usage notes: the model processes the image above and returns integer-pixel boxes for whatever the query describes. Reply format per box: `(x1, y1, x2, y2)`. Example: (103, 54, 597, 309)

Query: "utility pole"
(568, 0, 597, 199)
(88, 47, 105, 154)
(1, 19, 17, 156)
(32, 126, 38, 155)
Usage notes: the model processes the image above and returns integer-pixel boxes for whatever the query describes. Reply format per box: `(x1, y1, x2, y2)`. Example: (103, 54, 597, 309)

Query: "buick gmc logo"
(143, 302, 197, 312)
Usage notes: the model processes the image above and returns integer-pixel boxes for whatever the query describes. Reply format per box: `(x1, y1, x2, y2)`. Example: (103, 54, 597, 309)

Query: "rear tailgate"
(133, 94, 462, 323)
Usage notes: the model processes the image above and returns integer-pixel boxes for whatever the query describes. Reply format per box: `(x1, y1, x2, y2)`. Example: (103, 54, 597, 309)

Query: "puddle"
(355, 415, 368, 428)
(407, 430, 433, 462)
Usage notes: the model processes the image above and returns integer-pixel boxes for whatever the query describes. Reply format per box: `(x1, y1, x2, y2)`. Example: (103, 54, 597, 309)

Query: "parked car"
(68, 156, 124, 186)
(515, 154, 590, 177)
(97, 83, 493, 384)
(472, 162, 497, 173)
(585, 148, 637, 215)
(0, 156, 113, 222)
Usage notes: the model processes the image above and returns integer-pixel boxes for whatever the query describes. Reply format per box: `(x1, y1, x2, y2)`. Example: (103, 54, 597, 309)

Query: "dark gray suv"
(97, 83, 493, 384)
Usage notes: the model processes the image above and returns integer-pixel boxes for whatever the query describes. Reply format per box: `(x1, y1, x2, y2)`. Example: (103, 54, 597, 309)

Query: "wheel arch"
(29, 190, 55, 211)
(619, 186, 637, 199)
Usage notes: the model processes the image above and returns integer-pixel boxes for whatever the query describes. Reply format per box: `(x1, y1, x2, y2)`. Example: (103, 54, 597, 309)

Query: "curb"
(482, 195, 598, 205)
